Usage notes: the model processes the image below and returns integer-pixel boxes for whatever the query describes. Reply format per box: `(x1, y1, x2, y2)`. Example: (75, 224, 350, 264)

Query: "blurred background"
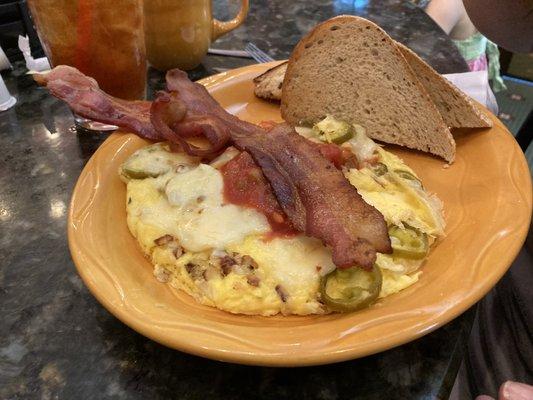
(1, 0, 531, 160)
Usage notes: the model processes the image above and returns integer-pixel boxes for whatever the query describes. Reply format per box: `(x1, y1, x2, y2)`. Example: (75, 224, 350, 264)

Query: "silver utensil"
(207, 48, 252, 58)
(208, 43, 275, 63)
(244, 42, 275, 63)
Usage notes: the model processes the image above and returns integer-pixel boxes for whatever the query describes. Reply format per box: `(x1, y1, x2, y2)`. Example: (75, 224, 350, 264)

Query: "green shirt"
(453, 32, 506, 92)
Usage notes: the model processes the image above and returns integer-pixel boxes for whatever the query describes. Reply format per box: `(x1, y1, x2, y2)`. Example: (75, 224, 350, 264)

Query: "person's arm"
(425, 0, 465, 35)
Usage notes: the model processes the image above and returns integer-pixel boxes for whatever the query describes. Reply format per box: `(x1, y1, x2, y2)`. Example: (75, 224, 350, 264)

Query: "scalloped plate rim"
(67, 62, 532, 367)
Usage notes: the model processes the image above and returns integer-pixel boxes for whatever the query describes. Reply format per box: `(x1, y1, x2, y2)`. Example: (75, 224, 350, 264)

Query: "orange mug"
(144, 0, 249, 71)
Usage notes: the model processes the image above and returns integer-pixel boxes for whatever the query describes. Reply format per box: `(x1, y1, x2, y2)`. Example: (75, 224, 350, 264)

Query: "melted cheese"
(123, 141, 443, 316)
(165, 164, 222, 208)
(228, 235, 336, 310)
(127, 164, 271, 253)
(119, 142, 198, 182)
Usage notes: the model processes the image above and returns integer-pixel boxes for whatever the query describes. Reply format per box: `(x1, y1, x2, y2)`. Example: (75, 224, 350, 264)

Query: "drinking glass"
(28, 0, 147, 130)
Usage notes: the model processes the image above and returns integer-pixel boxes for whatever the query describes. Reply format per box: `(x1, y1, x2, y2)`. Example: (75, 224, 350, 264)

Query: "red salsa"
(220, 152, 298, 237)
(315, 142, 348, 169)
(220, 125, 352, 237)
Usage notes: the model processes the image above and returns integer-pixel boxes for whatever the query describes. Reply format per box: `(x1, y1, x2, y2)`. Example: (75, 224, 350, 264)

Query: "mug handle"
(212, 0, 250, 41)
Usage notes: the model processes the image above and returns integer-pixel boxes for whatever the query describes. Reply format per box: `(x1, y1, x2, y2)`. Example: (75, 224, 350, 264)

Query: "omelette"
(120, 117, 445, 316)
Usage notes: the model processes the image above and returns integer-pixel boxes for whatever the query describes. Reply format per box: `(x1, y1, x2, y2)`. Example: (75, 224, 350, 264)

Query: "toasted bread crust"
(253, 61, 288, 101)
(281, 16, 456, 162)
(397, 42, 492, 129)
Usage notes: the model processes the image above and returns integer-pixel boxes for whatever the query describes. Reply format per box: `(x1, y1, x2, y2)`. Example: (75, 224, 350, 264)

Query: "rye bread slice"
(397, 42, 492, 129)
(253, 61, 288, 101)
(281, 16, 456, 162)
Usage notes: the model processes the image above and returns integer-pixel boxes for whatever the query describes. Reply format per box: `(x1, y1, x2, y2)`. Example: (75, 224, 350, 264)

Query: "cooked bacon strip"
(164, 71, 391, 269)
(261, 121, 348, 169)
(233, 124, 391, 269)
(166, 69, 261, 136)
(36, 66, 391, 269)
(150, 91, 230, 157)
(34, 66, 159, 139)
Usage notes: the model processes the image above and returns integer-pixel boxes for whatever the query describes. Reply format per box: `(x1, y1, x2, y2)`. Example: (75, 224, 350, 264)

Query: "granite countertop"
(1, 1, 472, 399)
(206, 0, 468, 75)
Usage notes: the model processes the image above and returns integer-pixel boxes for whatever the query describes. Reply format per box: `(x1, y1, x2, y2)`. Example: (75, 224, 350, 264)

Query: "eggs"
(228, 235, 336, 315)
(121, 137, 444, 315)
(346, 148, 445, 237)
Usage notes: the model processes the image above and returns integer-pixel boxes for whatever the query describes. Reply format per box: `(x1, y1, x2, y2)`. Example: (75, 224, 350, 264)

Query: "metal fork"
(244, 42, 275, 63)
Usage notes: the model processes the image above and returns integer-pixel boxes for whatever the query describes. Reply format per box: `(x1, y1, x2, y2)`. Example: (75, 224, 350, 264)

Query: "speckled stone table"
(1, 1, 473, 399)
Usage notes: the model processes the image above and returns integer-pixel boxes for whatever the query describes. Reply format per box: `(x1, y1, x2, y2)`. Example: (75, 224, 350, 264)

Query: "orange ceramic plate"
(68, 63, 532, 366)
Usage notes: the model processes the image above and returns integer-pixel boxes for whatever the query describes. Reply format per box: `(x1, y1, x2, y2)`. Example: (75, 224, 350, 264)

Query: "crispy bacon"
(232, 124, 391, 269)
(34, 66, 159, 139)
(165, 69, 262, 137)
(162, 71, 391, 268)
(36, 66, 392, 269)
(150, 91, 230, 157)
(262, 122, 347, 169)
